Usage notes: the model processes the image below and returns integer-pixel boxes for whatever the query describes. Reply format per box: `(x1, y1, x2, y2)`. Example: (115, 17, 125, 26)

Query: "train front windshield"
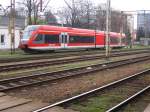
(22, 25, 39, 40)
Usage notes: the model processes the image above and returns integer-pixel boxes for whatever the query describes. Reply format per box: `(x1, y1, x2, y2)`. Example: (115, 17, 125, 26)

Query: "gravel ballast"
(6, 60, 150, 105)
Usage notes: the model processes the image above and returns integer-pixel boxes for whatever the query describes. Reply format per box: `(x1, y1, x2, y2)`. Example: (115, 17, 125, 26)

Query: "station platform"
(0, 92, 48, 112)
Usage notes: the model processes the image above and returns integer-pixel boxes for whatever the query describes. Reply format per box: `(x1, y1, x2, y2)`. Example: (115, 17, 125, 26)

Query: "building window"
(0, 34, 5, 44)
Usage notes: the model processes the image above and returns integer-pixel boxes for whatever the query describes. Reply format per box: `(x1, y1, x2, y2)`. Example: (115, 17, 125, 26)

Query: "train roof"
(27, 25, 103, 35)
(26, 25, 125, 37)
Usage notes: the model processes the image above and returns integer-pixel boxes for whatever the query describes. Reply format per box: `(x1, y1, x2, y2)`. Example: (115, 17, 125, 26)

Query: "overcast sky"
(0, 0, 150, 11)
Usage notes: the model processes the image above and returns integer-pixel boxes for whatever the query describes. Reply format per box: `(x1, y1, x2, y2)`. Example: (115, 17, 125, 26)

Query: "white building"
(0, 15, 25, 49)
(140, 38, 150, 45)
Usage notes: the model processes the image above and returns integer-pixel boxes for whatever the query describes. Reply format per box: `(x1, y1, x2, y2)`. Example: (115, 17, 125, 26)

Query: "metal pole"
(10, 0, 13, 54)
(106, 0, 111, 58)
(131, 15, 134, 48)
(12, 0, 15, 53)
(120, 11, 124, 46)
(95, 9, 97, 48)
(9, 0, 15, 54)
(72, 0, 75, 27)
(144, 10, 146, 38)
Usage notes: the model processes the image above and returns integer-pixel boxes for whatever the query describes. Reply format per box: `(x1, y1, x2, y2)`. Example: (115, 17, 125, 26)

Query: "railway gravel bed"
(6, 58, 150, 104)
(0, 55, 149, 93)
(34, 69, 150, 112)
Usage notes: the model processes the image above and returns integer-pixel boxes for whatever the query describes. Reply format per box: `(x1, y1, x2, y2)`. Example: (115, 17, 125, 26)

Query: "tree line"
(1, 0, 132, 42)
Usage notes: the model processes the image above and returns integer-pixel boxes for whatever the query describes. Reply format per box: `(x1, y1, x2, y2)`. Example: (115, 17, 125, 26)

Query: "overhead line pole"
(105, 0, 111, 59)
(94, 9, 97, 49)
(130, 15, 134, 48)
(9, 0, 15, 54)
(12, 0, 15, 53)
(144, 10, 147, 39)
(120, 11, 124, 47)
(72, 0, 75, 27)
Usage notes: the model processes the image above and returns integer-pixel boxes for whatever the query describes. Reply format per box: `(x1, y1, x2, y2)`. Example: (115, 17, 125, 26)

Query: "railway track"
(0, 50, 150, 72)
(115, 88, 150, 112)
(0, 48, 150, 63)
(33, 68, 150, 112)
(106, 86, 150, 112)
(0, 55, 149, 93)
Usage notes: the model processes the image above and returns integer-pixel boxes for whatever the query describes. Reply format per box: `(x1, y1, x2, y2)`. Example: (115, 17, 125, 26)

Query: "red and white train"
(19, 25, 126, 52)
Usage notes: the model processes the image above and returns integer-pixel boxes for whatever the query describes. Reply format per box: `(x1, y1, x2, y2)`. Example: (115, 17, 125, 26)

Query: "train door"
(59, 32, 69, 48)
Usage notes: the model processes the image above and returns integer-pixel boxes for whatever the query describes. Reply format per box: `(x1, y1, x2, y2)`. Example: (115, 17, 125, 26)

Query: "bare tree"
(95, 4, 130, 34)
(17, 0, 35, 25)
(96, 4, 107, 31)
(32, 0, 40, 24)
(58, 0, 95, 28)
(57, 7, 72, 26)
(17, 0, 52, 25)
(28, 0, 32, 25)
(63, 0, 80, 27)
(44, 10, 57, 25)
(79, 0, 95, 29)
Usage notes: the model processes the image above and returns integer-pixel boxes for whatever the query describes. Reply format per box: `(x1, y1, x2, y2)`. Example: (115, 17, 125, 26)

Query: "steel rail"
(0, 50, 149, 72)
(0, 55, 149, 92)
(106, 85, 150, 112)
(33, 69, 150, 112)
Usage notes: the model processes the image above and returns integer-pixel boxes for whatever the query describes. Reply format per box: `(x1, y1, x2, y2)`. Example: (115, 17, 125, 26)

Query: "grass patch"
(123, 45, 150, 50)
(0, 46, 149, 59)
(70, 93, 123, 112)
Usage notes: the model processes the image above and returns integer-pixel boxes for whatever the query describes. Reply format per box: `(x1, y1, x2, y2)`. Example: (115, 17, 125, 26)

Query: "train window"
(34, 34, 44, 44)
(121, 38, 126, 43)
(69, 36, 94, 43)
(110, 37, 119, 44)
(23, 25, 39, 40)
(45, 34, 59, 43)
